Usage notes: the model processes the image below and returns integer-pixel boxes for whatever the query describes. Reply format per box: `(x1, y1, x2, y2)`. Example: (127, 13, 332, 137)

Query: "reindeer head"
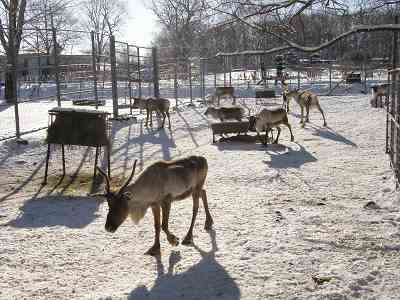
(285, 89, 299, 99)
(97, 160, 137, 233)
(204, 107, 213, 116)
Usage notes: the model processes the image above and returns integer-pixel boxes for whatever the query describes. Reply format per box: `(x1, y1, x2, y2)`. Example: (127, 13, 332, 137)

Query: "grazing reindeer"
(147, 97, 171, 129)
(212, 87, 236, 106)
(284, 89, 327, 127)
(371, 83, 389, 108)
(132, 97, 171, 129)
(281, 80, 290, 112)
(95, 156, 213, 256)
(204, 106, 244, 122)
(255, 107, 295, 146)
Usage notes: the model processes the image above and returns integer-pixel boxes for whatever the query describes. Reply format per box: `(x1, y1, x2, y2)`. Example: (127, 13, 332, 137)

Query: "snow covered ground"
(1, 93, 400, 299)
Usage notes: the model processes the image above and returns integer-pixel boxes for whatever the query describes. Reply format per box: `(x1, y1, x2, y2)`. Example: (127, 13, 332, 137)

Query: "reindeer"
(254, 107, 295, 146)
(281, 80, 290, 112)
(212, 87, 236, 106)
(284, 89, 327, 127)
(95, 156, 213, 256)
(204, 106, 244, 122)
(148, 97, 171, 129)
(371, 83, 390, 108)
(132, 97, 171, 129)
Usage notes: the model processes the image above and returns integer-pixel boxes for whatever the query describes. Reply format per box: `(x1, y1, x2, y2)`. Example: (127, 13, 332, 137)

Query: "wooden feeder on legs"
(42, 107, 111, 185)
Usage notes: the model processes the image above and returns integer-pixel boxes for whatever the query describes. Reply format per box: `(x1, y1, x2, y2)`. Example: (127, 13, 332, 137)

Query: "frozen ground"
(0, 93, 400, 300)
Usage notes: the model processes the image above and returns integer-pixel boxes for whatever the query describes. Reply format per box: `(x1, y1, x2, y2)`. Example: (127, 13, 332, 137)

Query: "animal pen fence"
(387, 69, 400, 185)
(0, 28, 160, 141)
(199, 52, 390, 102)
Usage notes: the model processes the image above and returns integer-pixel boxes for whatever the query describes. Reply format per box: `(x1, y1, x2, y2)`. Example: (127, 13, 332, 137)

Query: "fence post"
(174, 58, 178, 108)
(136, 47, 142, 99)
(297, 70, 300, 89)
(51, 27, 61, 107)
(91, 31, 99, 109)
(9, 62, 21, 139)
(152, 47, 160, 98)
(223, 56, 226, 86)
(110, 35, 118, 119)
(188, 59, 193, 105)
(126, 44, 132, 114)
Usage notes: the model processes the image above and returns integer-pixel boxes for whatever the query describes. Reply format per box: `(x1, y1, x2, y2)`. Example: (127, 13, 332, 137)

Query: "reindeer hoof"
(167, 235, 179, 246)
(145, 245, 161, 256)
(323, 123, 327, 127)
(204, 219, 213, 231)
(291, 137, 295, 142)
(182, 236, 193, 245)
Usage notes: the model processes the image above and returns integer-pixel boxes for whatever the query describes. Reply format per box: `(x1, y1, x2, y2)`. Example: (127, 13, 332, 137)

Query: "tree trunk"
(5, 51, 17, 104)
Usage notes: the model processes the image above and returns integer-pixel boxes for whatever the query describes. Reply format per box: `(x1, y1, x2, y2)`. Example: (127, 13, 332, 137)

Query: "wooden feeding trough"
(255, 89, 280, 106)
(345, 72, 361, 84)
(42, 107, 111, 185)
(211, 121, 250, 143)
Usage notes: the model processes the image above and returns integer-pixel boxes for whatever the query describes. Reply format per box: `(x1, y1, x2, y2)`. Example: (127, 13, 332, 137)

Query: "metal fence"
(200, 54, 390, 101)
(0, 29, 160, 141)
(387, 68, 400, 186)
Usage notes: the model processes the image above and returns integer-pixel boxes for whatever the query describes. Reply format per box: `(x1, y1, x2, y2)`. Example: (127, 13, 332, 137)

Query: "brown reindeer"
(95, 156, 213, 256)
(254, 107, 295, 146)
(132, 97, 171, 129)
(213, 87, 236, 106)
(284, 89, 327, 127)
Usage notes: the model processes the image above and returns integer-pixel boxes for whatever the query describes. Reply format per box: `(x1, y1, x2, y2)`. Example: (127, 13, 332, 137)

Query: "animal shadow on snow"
(128, 230, 240, 300)
(305, 124, 357, 147)
(6, 196, 101, 228)
(264, 143, 317, 169)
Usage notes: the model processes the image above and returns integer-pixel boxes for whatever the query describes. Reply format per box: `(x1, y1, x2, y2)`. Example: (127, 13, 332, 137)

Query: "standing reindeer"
(95, 156, 213, 256)
(211, 87, 236, 106)
(284, 89, 327, 127)
(132, 97, 171, 129)
(254, 107, 295, 146)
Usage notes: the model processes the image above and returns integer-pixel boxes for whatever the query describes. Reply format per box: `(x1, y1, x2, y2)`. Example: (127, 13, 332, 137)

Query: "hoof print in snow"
(364, 201, 380, 210)
(275, 211, 285, 222)
(312, 275, 332, 285)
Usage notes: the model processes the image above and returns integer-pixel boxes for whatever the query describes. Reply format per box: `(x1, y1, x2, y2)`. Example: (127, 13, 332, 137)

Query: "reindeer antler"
(118, 159, 138, 196)
(96, 167, 111, 195)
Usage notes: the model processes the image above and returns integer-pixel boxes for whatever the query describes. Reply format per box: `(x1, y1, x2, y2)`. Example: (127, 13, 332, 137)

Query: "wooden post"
(136, 47, 142, 99)
(393, 15, 399, 69)
(297, 70, 300, 89)
(152, 47, 160, 98)
(52, 26, 61, 107)
(126, 44, 132, 114)
(110, 35, 118, 119)
(91, 31, 99, 109)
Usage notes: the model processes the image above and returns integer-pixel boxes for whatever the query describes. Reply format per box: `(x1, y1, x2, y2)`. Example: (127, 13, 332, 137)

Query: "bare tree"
(24, 0, 80, 56)
(0, 0, 27, 103)
(81, 0, 127, 62)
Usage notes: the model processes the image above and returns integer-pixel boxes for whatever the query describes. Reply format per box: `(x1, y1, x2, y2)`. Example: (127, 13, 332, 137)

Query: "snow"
(1, 92, 400, 300)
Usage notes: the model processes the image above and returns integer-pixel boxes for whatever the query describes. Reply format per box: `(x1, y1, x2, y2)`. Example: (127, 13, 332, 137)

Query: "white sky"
(120, 0, 160, 47)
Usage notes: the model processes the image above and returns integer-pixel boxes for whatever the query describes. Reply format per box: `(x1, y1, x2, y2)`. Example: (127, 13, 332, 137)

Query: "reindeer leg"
(200, 189, 213, 230)
(285, 122, 295, 142)
(166, 110, 171, 129)
(274, 127, 281, 144)
(145, 204, 161, 256)
(161, 199, 179, 246)
(159, 111, 166, 129)
(145, 109, 149, 127)
(305, 105, 310, 123)
(300, 106, 305, 127)
(182, 191, 200, 245)
(317, 103, 327, 127)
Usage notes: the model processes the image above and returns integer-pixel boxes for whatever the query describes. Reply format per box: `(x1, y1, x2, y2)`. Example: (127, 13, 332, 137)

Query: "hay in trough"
(46, 107, 110, 147)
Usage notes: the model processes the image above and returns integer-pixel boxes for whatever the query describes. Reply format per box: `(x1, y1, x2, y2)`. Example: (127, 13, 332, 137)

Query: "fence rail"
(386, 68, 400, 186)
